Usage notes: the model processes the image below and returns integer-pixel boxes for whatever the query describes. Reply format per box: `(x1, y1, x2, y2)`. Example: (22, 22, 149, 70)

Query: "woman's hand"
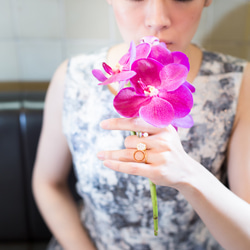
(97, 117, 197, 189)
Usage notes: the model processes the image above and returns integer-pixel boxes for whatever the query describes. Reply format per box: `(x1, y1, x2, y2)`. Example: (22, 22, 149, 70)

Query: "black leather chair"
(0, 84, 79, 250)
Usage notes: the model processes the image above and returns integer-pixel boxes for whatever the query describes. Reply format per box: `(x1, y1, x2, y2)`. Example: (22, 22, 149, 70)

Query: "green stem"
(132, 130, 158, 235)
(149, 179, 158, 236)
(130, 131, 136, 136)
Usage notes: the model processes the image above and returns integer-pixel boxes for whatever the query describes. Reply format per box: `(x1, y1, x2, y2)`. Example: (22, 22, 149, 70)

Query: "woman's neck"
(185, 43, 203, 83)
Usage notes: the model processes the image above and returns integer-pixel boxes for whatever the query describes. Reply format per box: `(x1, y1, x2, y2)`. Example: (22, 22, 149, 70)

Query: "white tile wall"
(246, 1, 250, 41)
(0, 0, 14, 38)
(64, 0, 110, 39)
(18, 40, 63, 81)
(0, 41, 19, 81)
(0, 0, 249, 82)
(210, 0, 247, 42)
(64, 39, 113, 59)
(14, 0, 62, 39)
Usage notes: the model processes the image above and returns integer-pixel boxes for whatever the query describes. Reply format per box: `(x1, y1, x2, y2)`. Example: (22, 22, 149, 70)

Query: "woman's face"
(107, 0, 212, 52)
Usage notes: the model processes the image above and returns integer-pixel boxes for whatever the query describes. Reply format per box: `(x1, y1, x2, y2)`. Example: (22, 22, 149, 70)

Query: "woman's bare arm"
(179, 62, 250, 250)
(97, 63, 250, 250)
(227, 63, 250, 202)
(32, 60, 96, 250)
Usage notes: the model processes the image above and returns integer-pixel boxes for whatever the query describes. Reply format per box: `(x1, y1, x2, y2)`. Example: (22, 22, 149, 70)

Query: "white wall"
(0, 0, 249, 82)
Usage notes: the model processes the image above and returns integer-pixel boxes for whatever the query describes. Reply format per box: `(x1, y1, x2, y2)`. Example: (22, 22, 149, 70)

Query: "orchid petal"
(129, 41, 136, 67)
(92, 69, 107, 82)
(172, 51, 190, 70)
(119, 53, 130, 69)
(149, 44, 173, 65)
(114, 87, 150, 117)
(135, 43, 151, 60)
(159, 63, 188, 91)
(119, 42, 148, 71)
(118, 80, 128, 90)
(159, 42, 167, 49)
(102, 62, 113, 75)
(171, 114, 194, 128)
(139, 97, 174, 128)
(183, 81, 195, 93)
(98, 71, 136, 85)
(131, 58, 163, 94)
(118, 42, 136, 70)
(159, 85, 193, 118)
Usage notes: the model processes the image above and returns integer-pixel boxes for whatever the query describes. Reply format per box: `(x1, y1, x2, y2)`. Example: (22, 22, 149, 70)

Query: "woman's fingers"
(103, 160, 154, 179)
(124, 134, 171, 152)
(97, 148, 168, 165)
(98, 149, 149, 164)
(97, 149, 133, 162)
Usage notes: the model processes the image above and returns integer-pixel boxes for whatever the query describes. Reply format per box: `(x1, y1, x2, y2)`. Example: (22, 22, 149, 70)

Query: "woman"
(32, 0, 250, 249)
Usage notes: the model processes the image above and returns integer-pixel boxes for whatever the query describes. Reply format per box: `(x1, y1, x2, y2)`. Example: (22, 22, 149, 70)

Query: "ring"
(133, 143, 147, 163)
(136, 131, 149, 138)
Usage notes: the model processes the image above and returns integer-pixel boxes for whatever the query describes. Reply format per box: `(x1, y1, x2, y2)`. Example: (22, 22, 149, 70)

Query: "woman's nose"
(145, 0, 171, 32)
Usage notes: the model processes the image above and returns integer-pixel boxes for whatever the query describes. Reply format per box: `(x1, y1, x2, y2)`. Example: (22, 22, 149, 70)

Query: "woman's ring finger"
(133, 142, 148, 164)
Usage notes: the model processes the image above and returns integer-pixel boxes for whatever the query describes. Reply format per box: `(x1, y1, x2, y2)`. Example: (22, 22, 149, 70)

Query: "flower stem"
(132, 130, 158, 235)
(149, 179, 158, 236)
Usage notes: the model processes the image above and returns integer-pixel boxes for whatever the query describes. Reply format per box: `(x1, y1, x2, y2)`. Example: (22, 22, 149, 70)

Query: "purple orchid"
(93, 36, 196, 236)
(92, 40, 154, 90)
(92, 36, 195, 129)
(92, 41, 137, 88)
(113, 58, 193, 128)
(141, 36, 191, 71)
(92, 61, 136, 87)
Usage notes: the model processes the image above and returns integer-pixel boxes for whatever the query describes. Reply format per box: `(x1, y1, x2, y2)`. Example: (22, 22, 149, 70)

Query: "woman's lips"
(159, 39, 173, 46)
(163, 41, 173, 46)
(162, 42, 173, 49)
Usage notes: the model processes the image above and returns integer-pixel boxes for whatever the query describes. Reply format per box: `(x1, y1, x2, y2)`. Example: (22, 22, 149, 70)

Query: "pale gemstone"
(137, 143, 146, 151)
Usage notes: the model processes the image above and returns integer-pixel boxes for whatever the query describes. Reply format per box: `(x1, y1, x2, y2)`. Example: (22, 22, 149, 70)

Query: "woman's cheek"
(112, 4, 146, 42)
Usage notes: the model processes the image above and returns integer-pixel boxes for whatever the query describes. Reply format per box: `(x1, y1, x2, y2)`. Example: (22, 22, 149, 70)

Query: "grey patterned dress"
(48, 48, 247, 250)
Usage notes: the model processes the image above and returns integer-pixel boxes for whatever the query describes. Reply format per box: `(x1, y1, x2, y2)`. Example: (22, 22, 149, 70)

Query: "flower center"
(113, 63, 123, 74)
(144, 85, 159, 97)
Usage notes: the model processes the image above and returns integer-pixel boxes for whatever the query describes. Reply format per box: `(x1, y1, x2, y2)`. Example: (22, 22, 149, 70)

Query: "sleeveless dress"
(48, 48, 247, 250)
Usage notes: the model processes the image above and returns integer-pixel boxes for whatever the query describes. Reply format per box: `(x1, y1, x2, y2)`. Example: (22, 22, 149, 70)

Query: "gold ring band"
(133, 142, 147, 163)
(136, 131, 149, 138)
(133, 150, 147, 162)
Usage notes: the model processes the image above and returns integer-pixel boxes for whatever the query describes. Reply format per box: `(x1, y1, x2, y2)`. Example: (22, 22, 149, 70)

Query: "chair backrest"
(0, 85, 79, 242)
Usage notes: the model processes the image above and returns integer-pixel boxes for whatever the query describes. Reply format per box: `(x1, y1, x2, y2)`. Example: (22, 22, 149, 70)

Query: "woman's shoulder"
(200, 49, 248, 76)
(45, 48, 108, 109)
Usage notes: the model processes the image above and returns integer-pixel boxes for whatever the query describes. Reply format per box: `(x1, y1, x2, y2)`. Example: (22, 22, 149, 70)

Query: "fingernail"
(100, 120, 109, 129)
(103, 160, 113, 169)
(97, 151, 105, 160)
